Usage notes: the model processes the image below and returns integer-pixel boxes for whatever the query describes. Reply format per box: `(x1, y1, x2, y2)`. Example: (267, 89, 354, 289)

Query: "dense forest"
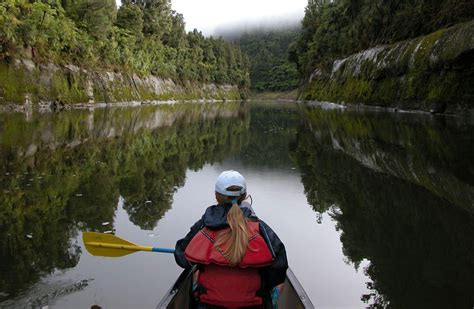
(0, 0, 250, 86)
(2, 0, 473, 101)
(228, 0, 474, 96)
(290, 0, 474, 77)
(235, 29, 300, 92)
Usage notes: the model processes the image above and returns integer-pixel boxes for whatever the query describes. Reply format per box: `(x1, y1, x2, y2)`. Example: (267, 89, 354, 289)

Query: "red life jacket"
(184, 220, 274, 308)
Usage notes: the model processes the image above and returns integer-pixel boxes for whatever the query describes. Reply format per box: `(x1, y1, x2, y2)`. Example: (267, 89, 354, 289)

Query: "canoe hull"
(157, 266, 314, 308)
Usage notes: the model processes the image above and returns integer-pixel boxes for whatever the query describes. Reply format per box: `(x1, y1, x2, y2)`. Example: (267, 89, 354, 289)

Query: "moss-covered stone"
(300, 20, 474, 113)
(0, 61, 246, 106)
(0, 64, 28, 104)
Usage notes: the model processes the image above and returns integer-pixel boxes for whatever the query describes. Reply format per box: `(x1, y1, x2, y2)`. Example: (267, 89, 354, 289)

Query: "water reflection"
(238, 101, 300, 169)
(292, 105, 474, 308)
(0, 103, 249, 301)
(1, 101, 473, 308)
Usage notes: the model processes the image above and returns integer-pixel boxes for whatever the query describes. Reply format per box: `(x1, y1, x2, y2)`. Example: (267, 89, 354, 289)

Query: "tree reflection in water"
(292, 105, 474, 308)
(2, 102, 473, 307)
(0, 103, 249, 301)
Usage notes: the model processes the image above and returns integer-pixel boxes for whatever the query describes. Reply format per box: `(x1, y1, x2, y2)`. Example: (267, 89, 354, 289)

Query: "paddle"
(83, 232, 175, 257)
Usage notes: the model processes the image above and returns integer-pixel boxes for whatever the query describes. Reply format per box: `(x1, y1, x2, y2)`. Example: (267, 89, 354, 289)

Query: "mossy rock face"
(0, 63, 30, 104)
(0, 61, 246, 106)
(301, 20, 474, 113)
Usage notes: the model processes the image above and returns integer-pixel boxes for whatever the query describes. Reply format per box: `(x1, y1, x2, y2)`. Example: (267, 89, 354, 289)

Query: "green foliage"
(61, 0, 116, 40)
(0, 1, 20, 57)
(116, 3, 144, 39)
(236, 29, 300, 92)
(0, 1, 78, 62)
(0, 0, 250, 87)
(297, 20, 474, 111)
(292, 0, 474, 77)
(141, 0, 172, 40)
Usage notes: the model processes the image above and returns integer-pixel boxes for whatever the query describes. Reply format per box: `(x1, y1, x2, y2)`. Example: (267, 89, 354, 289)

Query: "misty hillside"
(213, 16, 301, 40)
(221, 22, 300, 93)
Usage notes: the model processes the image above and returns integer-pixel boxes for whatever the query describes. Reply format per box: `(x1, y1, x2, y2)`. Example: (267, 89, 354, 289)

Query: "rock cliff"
(0, 61, 244, 107)
(300, 21, 474, 113)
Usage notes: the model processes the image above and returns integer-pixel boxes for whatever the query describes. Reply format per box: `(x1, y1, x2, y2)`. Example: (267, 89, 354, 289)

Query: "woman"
(174, 170, 288, 309)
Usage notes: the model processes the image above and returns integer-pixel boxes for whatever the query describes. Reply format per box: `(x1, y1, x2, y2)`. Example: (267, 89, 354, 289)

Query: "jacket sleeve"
(174, 219, 203, 268)
(259, 220, 289, 288)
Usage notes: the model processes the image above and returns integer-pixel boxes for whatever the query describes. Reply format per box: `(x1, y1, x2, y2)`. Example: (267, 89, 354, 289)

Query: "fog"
(213, 15, 302, 39)
(172, 0, 306, 36)
(116, 0, 307, 36)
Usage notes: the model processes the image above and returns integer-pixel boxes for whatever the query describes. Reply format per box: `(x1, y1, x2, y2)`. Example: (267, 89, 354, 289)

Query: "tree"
(0, 0, 250, 89)
(236, 29, 300, 92)
(62, 0, 116, 40)
(163, 12, 186, 49)
(291, 0, 474, 79)
(142, 0, 172, 40)
(0, 0, 21, 58)
(116, 3, 144, 38)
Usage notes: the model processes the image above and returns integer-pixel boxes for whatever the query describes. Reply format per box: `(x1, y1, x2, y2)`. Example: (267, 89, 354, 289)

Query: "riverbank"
(250, 90, 298, 101)
(0, 61, 245, 108)
(299, 20, 474, 114)
(0, 97, 242, 113)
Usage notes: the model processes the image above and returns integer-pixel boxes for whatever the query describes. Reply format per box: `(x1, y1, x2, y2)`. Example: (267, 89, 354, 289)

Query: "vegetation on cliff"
(233, 29, 299, 92)
(299, 20, 474, 111)
(0, 0, 250, 87)
(290, 0, 474, 77)
(286, 0, 474, 110)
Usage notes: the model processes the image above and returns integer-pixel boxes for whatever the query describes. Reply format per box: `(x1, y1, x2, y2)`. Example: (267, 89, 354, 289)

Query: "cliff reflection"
(0, 103, 249, 300)
(292, 105, 474, 308)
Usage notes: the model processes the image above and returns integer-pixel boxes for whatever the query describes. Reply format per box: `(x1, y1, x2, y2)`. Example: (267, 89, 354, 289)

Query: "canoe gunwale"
(285, 267, 314, 308)
(157, 265, 196, 308)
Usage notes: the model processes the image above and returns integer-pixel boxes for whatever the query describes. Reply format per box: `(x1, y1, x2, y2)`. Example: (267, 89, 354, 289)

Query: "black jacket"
(174, 202, 288, 289)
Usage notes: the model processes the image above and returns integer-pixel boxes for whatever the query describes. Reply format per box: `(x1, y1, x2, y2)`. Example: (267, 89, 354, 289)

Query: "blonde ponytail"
(215, 200, 250, 266)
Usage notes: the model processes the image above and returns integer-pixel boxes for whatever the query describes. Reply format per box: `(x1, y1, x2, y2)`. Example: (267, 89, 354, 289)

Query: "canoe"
(157, 265, 314, 308)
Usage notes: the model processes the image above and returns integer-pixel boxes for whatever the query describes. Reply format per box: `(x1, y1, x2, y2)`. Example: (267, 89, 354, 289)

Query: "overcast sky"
(116, 0, 307, 35)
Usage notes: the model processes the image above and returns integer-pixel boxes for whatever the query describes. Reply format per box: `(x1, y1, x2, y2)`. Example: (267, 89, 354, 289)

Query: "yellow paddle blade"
(83, 232, 151, 257)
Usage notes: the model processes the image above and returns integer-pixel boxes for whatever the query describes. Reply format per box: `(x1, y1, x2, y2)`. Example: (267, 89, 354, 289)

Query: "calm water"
(0, 102, 473, 309)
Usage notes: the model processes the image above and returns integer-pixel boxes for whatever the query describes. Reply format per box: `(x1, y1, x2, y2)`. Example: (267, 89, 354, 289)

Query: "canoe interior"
(157, 266, 314, 309)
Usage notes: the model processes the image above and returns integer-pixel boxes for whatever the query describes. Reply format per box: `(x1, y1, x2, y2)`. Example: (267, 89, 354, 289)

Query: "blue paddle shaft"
(152, 247, 175, 253)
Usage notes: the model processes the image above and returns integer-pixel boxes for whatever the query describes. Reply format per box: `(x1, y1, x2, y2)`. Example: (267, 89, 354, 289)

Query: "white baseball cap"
(215, 170, 247, 197)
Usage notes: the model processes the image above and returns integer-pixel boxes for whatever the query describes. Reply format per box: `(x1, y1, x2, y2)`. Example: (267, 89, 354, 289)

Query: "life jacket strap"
(200, 229, 229, 260)
(256, 288, 270, 298)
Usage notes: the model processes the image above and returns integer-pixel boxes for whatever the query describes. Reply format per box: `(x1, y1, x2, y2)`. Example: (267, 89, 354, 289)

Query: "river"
(0, 101, 473, 309)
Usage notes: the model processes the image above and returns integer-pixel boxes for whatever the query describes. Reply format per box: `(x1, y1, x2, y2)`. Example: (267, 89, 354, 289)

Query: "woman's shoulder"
(201, 204, 229, 229)
(201, 203, 260, 228)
